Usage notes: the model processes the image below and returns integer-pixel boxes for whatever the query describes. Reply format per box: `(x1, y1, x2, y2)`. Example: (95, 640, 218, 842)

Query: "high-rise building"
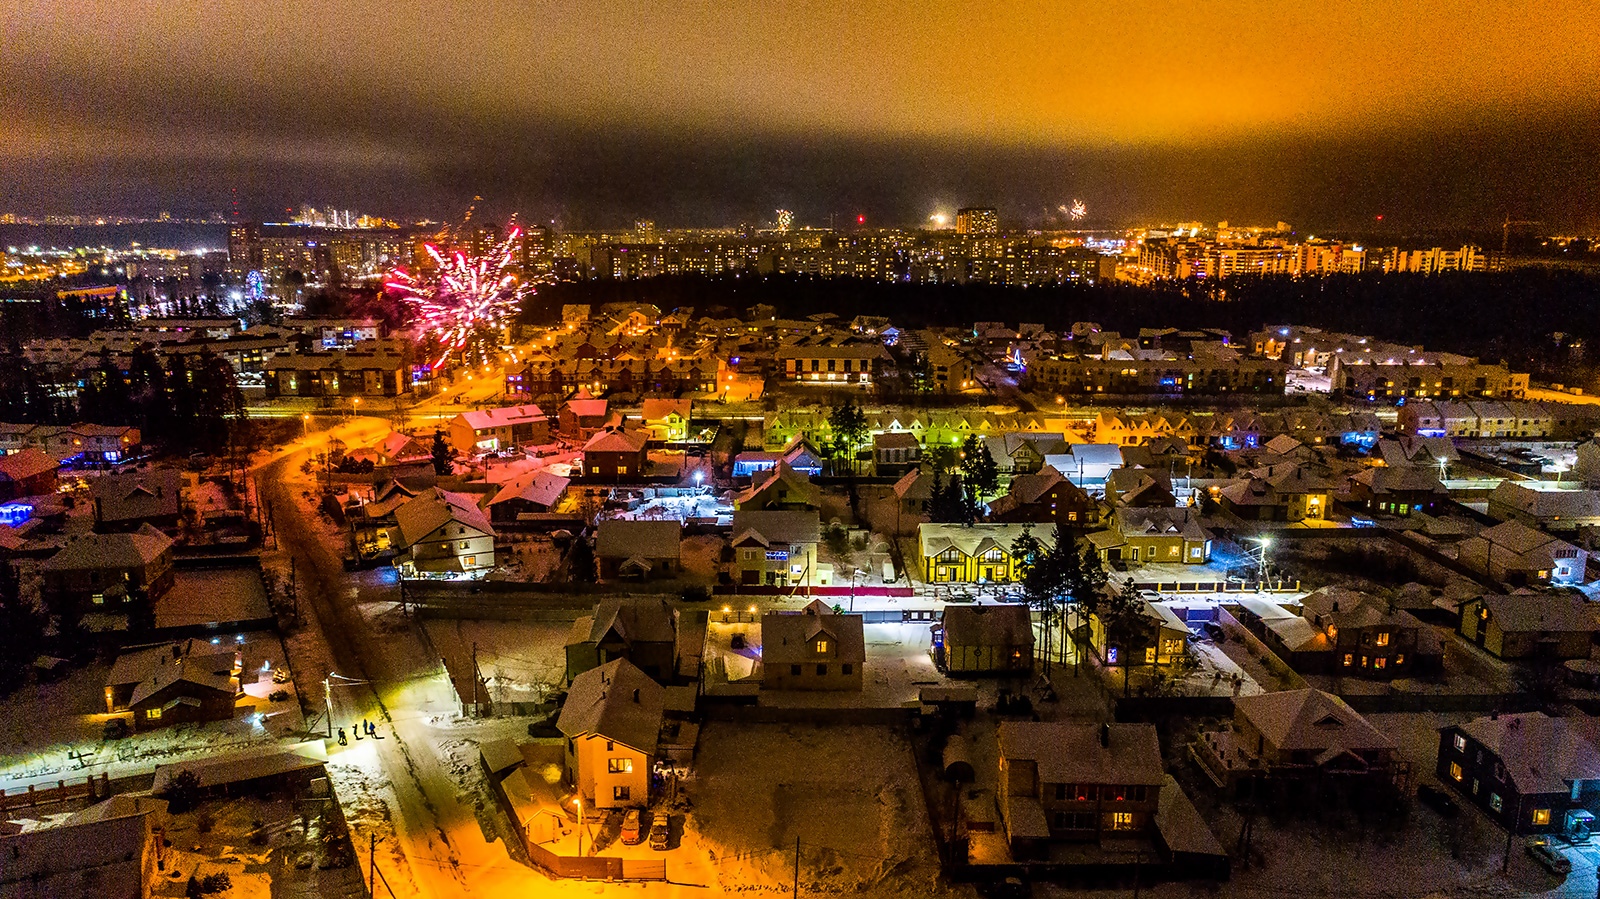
(956, 207, 999, 235)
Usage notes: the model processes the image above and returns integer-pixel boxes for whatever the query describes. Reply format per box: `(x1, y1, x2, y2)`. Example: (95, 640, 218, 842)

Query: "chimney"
(1100, 723, 1111, 748)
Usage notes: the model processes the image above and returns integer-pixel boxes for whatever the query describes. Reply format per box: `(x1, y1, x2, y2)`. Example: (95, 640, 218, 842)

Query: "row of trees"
(0, 343, 245, 455)
(1011, 525, 1149, 680)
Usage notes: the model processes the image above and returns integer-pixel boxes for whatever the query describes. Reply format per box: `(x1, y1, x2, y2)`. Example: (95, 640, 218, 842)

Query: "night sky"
(4, 1, 1599, 230)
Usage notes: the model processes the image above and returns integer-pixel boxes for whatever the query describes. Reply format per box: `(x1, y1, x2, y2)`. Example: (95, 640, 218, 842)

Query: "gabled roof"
(640, 398, 692, 422)
(942, 604, 1033, 648)
(730, 510, 820, 547)
(457, 404, 546, 431)
(586, 598, 677, 647)
(488, 469, 570, 509)
(557, 658, 665, 755)
(595, 519, 680, 560)
(1112, 506, 1207, 541)
(734, 461, 820, 508)
(761, 605, 865, 666)
(1235, 688, 1394, 754)
(392, 488, 495, 546)
(1475, 520, 1576, 556)
(45, 524, 173, 571)
(583, 426, 648, 454)
(1456, 712, 1600, 795)
(0, 448, 57, 482)
(999, 721, 1164, 786)
(90, 467, 183, 522)
(1350, 466, 1448, 495)
(893, 468, 932, 502)
(1471, 594, 1600, 634)
(1005, 465, 1074, 506)
(127, 642, 236, 706)
(919, 522, 1053, 559)
(874, 431, 920, 451)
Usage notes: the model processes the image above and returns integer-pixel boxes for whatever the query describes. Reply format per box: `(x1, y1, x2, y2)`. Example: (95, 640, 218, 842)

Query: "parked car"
(648, 812, 670, 850)
(103, 718, 131, 740)
(1416, 784, 1460, 818)
(1526, 838, 1572, 876)
(1202, 622, 1227, 643)
(620, 809, 644, 845)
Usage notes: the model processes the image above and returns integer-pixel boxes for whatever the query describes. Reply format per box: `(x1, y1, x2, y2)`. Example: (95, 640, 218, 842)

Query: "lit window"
(1533, 808, 1552, 826)
(1111, 812, 1135, 830)
(815, 639, 828, 654)
(1453, 734, 1466, 752)
(1342, 654, 1353, 667)
(607, 758, 633, 774)
(1449, 762, 1463, 782)
(1490, 793, 1503, 812)
(1375, 632, 1390, 647)
(145, 709, 161, 720)
(1374, 657, 1387, 670)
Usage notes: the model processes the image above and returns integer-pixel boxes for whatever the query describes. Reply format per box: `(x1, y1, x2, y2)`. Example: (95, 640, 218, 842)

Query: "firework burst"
(386, 226, 542, 368)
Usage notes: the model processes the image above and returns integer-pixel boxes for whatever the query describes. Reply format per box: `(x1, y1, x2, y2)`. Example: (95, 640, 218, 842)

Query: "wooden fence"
(0, 773, 109, 812)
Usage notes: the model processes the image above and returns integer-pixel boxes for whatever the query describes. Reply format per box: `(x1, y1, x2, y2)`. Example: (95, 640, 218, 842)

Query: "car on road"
(620, 809, 644, 845)
(1416, 784, 1460, 818)
(1526, 837, 1572, 876)
(648, 812, 670, 850)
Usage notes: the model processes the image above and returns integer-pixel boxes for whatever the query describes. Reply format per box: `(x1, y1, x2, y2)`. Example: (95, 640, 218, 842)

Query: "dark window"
(1055, 783, 1067, 801)
(842, 664, 853, 675)
(816, 664, 828, 676)
(790, 665, 801, 676)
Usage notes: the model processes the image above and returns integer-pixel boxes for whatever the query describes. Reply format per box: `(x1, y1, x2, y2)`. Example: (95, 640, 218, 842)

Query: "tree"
(0, 562, 43, 695)
(430, 429, 455, 476)
(161, 768, 203, 813)
(927, 469, 970, 524)
(827, 399, 868, 475)
(959, 434, 999, 502)
(1101, 578, 1152, 697)
(568, 534, 597, 583)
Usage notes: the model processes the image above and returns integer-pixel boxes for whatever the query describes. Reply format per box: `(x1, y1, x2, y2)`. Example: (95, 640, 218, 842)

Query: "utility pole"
(323, 676, 333, 738)
(793, 836, 800, 899)
(471, 642, 480, 718)
(369, 833, 376, 889)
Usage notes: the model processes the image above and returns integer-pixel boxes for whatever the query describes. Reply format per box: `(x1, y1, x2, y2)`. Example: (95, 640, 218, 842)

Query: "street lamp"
(573, 796, 584, 856)
(302, 414, 311, 440)
(352, 396, 361, 419)
(1251, 536, 1273, 587)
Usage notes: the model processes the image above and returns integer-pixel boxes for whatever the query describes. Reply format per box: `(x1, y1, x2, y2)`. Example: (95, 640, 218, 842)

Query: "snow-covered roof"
(456, 404, 546, 431)
(595, 519, 680, 560)
(1235, 689, 1393, 754)
(999, 721, 1164, 786)
(1456, 712, 1600, 795)
(557, 658, 665, 755)
(44, 524, 173, 571)
(393, 488, 495, 546)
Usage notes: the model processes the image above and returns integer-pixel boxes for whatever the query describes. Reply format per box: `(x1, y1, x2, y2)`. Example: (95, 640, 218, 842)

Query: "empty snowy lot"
(685, 721, 975, 898)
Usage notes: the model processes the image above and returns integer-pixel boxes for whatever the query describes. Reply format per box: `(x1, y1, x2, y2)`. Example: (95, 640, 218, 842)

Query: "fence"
(524, 840, 668, 881)
(0, 774, 108, 812)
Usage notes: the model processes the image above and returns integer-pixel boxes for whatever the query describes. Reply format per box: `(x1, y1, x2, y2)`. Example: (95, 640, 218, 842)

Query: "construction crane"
(1503, 216, 1540, 254)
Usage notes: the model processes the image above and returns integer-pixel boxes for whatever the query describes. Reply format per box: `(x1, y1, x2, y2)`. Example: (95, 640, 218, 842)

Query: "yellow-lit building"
(918, 523, 1056, 584)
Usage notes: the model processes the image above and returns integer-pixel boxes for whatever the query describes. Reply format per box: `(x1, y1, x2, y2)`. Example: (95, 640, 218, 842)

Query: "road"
(259, 447, 528, 898)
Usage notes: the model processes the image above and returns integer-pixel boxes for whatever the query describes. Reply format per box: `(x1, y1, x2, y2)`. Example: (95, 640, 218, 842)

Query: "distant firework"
(386, 226, 544, 368)
(776, 209, 794, 232)
(1067, 199, 1087, 221)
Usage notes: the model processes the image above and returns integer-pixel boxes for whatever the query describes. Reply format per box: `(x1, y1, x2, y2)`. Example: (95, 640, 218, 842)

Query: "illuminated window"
(1144, 647, 1156, 664)
(1111, 812, 1135, 830)
(145, 708, 161, 720)
(613, 786, 630, 801)
(1490, 793, 1503, 812)
(815, 640, 828, 654)
(1342, 654, 1353, 667)
(1449, 762, 1463, 782)
(1533, 809, 1551, 826)
(1453, 734, 1466, 752)
(1374, 657, 1387, 670)
(1375, 632, 1390, 647)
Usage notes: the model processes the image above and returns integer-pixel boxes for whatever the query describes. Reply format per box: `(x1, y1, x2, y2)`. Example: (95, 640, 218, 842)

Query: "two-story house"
(1458, 594, 1600, 660)
(732, 461, 821, 511)
(42, 525, 175, 625)
(580, 426, 650, 481)
(1437, 712, 1600, 838)
(1096, 507, 1211, 566)
(986, 465, 1099, 529)
(998, 721, 1165, 859)
(760, 600, 865, 691)
(1193, 688, 1398, 797)
(556, 659, 664, 811)
(448, 404, 550, 455)
(639, 398, 693, 443)
(918, 522, 1055, 584)
(730, 510, 822, 587)
(392, 488, 496, 578)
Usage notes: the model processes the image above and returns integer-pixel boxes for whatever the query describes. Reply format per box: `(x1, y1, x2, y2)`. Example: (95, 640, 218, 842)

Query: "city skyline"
(4, 2, 1599, 230)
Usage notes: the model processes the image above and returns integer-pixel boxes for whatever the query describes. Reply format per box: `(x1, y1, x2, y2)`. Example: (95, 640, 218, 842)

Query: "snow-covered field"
(686, 721, 975, 898)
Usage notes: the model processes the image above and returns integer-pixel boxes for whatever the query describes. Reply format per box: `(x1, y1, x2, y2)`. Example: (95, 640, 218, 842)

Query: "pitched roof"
(392, 488, 495, 546)
(761, 606, 865, 666)
(583, 426, 648, 454)
(1112, 506, 1207, 540)
(640, 398, 692, 421)
(1473, 594, 1600, 633)
(90, 467, 183, 522)
(1477, 520, 1574, 555)
(0, 448, 57, 482)
(44, 524, 173, 571)
(488, 469, 570, 509)
(586, 598, 678, 647)
(998, 721, 1164, 786)
(730, 510, 820, 547)
(129, 644, 236, 707)
(1457, 712, 1600, 795)
(457, 404, 546, 431)
(1235, 689, 1394, 754)
(1350, 466, 1448, 495)
(595, 519, 680, 560)
(893, 468, 932, 501)
(556, 658, 665, 755)
(942, 604, 1033, 648)
(733, 461, 820, 508)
